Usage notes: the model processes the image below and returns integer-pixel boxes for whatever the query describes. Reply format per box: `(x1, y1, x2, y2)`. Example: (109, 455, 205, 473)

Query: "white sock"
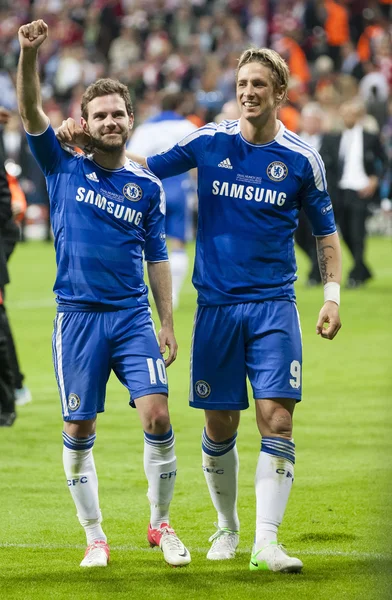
(202, 428, 240, 532)
(170, 249, 188, 308)
(144, 427, 176, 528)
(255, 436, 295, 550)
(62, 432, 106, 545)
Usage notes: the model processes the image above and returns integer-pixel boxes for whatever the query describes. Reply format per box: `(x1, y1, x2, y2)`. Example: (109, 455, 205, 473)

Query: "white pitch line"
(0, 543, 390, 560)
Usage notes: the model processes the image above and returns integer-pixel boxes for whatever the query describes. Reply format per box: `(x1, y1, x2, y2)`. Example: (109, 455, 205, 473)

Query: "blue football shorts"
(189, 300, 303, 410)
(52, 306, 168, 421)
(163, 176, 193, 242)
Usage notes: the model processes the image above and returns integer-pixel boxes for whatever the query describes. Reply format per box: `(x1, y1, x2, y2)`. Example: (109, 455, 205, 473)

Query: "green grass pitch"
(0, 237, 391, 600)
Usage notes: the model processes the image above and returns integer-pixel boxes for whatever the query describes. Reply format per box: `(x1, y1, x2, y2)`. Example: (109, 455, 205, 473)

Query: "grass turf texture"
(0, 238, 391, 600)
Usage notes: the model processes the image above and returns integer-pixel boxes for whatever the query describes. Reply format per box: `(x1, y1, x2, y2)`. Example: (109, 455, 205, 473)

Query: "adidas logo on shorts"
(218, 158, 233, 169)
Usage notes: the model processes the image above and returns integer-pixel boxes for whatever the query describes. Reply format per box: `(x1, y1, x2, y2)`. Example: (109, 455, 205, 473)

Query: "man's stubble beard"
(88, 130, 129, 153)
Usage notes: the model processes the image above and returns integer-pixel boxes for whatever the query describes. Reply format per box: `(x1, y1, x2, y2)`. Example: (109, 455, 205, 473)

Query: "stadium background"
(0, 1, 391, 599)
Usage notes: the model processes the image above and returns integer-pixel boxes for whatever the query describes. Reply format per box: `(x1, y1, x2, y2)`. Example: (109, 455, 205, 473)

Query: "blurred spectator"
(274, 35, 311, 87)
(324, 0, 350, 69)
(379, 0, 392, 20)
(195, 15, 214, 53)
(359, 61, 390, 104)
(313, 63, 342, 131)
(279, 99, 301, 133)
(170, 5, 194, 49)
(246, 1, 268, 48)
(295, 102, 326, 286)
(56, 47, 84, 96)
(96, 0, 123, 58)
(357, 15, 386, 63)
(3, 113, 51, 240)
(279, 75, 311, 132)
(196, 56, 225, 120)
(359, 61, 390, 129)
(376, 32, 392, 87)
(336, 73, 360, 103)
(312, 54, 336, 96)
(382, 96, 392, 166)
(340, 40, 362, 78)
(215, 99, 240, 123)
(108, 24, 141, 74)
(299, 102, 326, 147)
(0, 59, 18, 112)
(216, 52, 238, 104)
(0, 107, 32, 410)
(0, 107, 16, 426)
(322, 98, 388, 287)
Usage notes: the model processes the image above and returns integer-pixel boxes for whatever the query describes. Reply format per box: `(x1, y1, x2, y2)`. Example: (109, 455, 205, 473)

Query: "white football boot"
(148, 523, 191, 567)
(207, 525, 239, 560)
(80, 540, 110, 567)
(249, 542, 303, 573)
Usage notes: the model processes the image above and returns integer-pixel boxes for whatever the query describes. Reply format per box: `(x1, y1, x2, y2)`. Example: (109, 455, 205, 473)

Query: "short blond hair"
(236, 48, 290, 105)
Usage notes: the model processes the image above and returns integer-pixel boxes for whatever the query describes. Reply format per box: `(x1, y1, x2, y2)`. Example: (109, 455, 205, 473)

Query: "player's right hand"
(18, 20, 48, 50)
(158, 326, 178, 368)
(56, 118, 91, 149)
(0, 106, 11, 126)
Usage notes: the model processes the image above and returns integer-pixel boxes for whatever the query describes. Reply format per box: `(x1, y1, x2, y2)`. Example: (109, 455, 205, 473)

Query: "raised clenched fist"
(18, 20, 48, 50)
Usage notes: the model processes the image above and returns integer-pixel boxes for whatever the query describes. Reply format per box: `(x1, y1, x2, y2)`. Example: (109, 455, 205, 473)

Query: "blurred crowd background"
(0, 0, 391, 234)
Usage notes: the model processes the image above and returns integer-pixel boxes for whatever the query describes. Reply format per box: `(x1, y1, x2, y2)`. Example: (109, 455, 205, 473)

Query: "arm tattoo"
(317, 244, 335, 284)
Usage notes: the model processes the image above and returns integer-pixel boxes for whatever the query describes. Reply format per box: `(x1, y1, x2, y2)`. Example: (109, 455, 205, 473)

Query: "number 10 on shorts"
(146, 358, 167, 385)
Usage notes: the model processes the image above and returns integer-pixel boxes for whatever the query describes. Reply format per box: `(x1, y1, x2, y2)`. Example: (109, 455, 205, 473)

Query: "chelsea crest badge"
(267, 161, 288, 182)
(123, 183, 143, 202)
(195, 380, 211, 398)
(68, 393, 81, 411)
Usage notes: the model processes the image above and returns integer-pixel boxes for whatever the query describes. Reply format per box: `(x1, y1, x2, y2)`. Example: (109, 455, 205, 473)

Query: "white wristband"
(324, 282, 340, 306)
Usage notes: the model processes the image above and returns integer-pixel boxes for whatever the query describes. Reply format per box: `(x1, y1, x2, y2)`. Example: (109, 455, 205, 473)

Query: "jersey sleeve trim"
(24, 118, 50, 136)
(313, 229, 337, 237)
(278, 131, 327, 192)
(218, 120, 241, 135)
(178, 123, 217, 147)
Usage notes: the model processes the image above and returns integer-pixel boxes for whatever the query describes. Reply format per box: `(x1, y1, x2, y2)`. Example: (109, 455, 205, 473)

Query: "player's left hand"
(316, 301, 341, 340)
(158, 327, 178, 367)
(358, 176, 378, 199)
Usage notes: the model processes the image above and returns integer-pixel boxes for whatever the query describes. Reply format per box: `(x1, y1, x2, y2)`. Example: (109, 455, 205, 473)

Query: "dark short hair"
(81, 78, 133, 120)
(161, 92, 184, 112)
(236, 48, 290, 106)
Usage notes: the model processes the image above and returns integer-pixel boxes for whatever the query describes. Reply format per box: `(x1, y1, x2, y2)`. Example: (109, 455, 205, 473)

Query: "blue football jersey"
(147, 120, 336, 305)
(27, 123, 167, 311)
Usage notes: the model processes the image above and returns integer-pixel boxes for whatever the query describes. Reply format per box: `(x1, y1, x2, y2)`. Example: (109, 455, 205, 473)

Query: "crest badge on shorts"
(123, 182, 143, 202)
(267, 161, 288, 182)
(195, 380, 211, 398)
(68, 393, 81, 411)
